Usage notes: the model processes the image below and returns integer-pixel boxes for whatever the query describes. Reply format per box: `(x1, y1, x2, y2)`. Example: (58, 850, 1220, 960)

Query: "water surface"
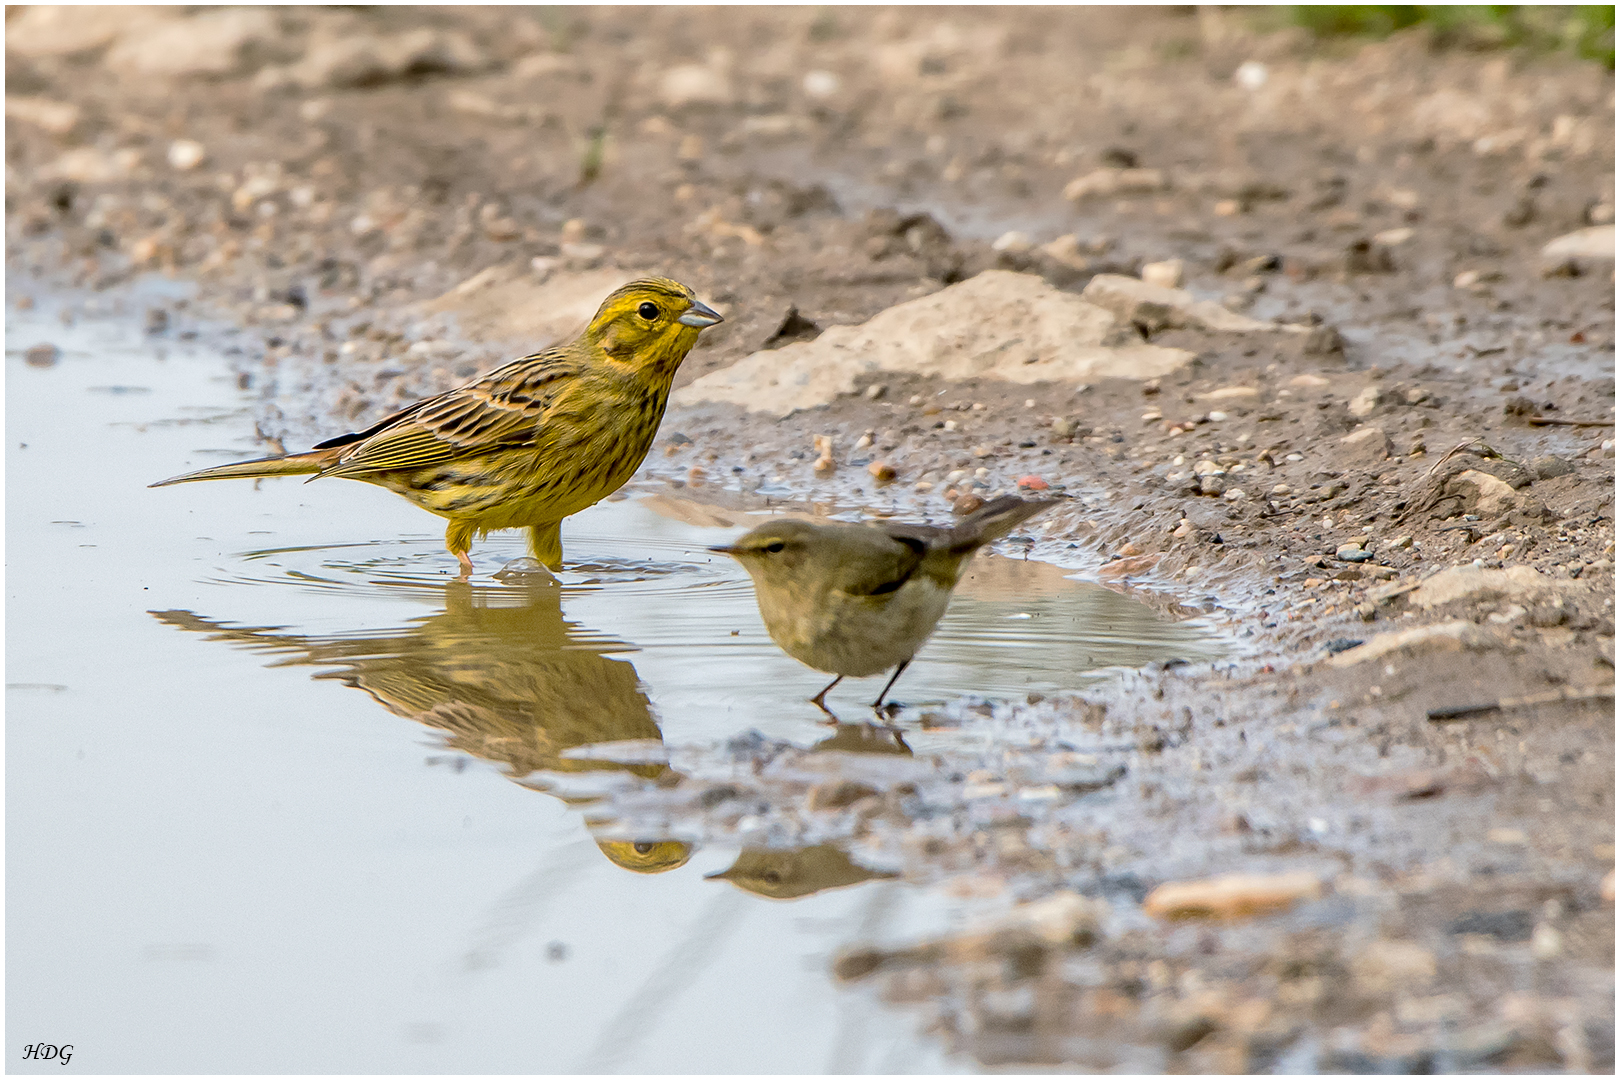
(7, 292, 1217, 1072)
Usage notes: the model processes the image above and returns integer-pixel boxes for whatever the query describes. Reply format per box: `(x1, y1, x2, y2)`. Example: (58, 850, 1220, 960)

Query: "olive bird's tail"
(945, 495, 1056, 553)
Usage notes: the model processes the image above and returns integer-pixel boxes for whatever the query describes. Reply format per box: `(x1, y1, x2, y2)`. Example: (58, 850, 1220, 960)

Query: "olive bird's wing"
(828, 527, 932, 597)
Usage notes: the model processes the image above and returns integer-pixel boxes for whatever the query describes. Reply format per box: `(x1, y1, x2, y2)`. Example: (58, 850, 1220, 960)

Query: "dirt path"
(7, 6, 1614, 1070)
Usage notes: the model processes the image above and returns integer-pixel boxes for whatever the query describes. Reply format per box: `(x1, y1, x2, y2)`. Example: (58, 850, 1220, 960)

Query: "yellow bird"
(152, 277, 722, 575)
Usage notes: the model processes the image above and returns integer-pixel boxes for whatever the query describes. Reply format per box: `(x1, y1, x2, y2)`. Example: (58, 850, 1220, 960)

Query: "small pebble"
(167, 139, 207, 171)
(953, 493, 985, 515)
(1141, 258, 1184, 289)
(1207, 410, 1229, 422)
(1337, 545, 1373, 562)
(867, 461, 897, 483)
(1016, 475, 1049, 491)
(24, 343, 59, 368)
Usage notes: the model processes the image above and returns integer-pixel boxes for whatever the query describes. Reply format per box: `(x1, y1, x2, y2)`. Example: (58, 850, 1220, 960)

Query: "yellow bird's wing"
(315, 349, 587, 479)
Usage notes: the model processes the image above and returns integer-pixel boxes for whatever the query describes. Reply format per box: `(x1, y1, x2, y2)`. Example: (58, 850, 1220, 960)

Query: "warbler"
(705, 844, 898, 899)
(713, 495, 1054, 710)
(152, 278, 722, 575)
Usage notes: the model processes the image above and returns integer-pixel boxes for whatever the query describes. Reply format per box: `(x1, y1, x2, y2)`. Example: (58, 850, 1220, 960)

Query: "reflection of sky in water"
(6, 296, 1212, 1072)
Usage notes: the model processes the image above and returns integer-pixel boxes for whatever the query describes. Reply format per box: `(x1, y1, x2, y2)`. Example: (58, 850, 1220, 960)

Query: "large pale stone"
(423, 264, 643, 349)
(4, 6, 163, 58)
(1080, 273, 1308, 335)
(1409, 565, 1573, 610)
(1541, 225, 1614, 262)
(104, 8, 279, 79)
(1143, 872, 1323, 919)
(673, 270, 1194, 418)
(1328, 620, 1497, 667)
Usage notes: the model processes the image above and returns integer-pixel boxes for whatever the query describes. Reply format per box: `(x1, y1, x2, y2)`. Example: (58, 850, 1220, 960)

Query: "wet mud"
(6, 5, 1615, 1072)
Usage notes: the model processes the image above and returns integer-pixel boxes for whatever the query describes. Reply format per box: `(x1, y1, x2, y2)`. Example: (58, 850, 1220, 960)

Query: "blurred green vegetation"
(1283, 6, 1615, 68)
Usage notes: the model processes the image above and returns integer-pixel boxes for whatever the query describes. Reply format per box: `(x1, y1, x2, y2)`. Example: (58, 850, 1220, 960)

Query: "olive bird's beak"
(708, 544, 740, 555)
(678, 299, 724, 328)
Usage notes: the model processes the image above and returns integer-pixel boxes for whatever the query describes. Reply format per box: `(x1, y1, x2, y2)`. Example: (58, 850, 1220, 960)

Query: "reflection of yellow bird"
(714, 495, 1054, 710)
(596, 840, 692, 874)
(151, 278, 722, 574)
(152, 579, 691, 873)
(705, 844, 897, 899)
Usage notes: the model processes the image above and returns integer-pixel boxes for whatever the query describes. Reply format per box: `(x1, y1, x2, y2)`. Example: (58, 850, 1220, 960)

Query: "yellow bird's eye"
(633, 841, 656, 855)
(637, 302, 660, 321)
(764, 541, 786, 554)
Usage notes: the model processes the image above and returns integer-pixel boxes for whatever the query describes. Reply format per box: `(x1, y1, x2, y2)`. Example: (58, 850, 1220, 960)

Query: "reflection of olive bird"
(705, 844, 898, 899)
(714, 496, 1054, 710)
(812, 723, 912, 756)
(152, 580, 690, 873)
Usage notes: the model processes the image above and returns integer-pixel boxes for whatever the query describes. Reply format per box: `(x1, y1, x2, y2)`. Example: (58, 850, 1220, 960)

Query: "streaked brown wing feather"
(319, 350, 584, 478)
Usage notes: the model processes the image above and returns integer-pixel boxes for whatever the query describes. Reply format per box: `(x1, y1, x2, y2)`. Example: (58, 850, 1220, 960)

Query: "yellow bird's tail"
(148, 449, 337, 488)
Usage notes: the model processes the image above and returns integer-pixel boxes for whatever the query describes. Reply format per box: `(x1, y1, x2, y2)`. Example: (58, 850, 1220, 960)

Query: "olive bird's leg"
(871, 660, 911, 710)
(809, 675, 843, 715)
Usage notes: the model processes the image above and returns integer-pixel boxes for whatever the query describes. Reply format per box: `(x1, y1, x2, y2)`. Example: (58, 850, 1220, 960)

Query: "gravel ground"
(6, 5, 1614, 1071)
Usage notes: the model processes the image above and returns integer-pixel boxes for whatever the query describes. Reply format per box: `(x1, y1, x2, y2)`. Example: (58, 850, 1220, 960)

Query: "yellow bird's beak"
(678, 299, 724, 328)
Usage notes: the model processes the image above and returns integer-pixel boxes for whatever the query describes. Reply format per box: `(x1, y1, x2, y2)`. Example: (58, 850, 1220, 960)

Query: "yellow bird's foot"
(456, 551, 474, 579)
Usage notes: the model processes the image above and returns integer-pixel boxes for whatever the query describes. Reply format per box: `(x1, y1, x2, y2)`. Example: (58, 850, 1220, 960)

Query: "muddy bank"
(6, 5, 1614, 1072)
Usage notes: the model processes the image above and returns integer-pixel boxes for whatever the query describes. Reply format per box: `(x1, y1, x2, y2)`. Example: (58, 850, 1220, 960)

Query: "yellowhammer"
(153, 277, 722, 574)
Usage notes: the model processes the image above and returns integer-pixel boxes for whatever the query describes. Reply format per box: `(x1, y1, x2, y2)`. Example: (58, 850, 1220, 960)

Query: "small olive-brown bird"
(713, 495, 1054, 711)
(152, 277, 722, 574)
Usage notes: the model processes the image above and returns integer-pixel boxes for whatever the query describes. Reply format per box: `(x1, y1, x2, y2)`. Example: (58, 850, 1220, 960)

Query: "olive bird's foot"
(809, 674, 844, 717)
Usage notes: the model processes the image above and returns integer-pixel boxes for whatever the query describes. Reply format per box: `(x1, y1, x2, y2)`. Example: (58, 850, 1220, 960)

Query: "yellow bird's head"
(585, 276, 723, 371)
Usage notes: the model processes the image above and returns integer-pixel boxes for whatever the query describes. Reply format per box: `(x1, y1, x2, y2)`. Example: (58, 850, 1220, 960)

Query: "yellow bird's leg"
(445, 519, 477, 578)
(528, 521, 564, 571)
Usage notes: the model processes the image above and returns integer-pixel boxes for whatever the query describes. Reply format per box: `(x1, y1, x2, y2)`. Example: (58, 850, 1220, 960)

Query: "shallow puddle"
(7, 291, 1218, 1071)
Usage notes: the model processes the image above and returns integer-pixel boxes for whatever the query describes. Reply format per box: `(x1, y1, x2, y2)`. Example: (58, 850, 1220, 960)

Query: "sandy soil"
(6, 5, 1615, 1071)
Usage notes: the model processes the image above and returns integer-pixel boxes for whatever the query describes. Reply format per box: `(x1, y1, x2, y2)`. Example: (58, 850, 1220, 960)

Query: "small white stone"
(1234, 60, 1268, 91)
(802, 69, 840, 100)
(1207, 410, 1229, 422)
(1140, 258, 1185, 289)
(166, 139, 206, 171)
(991, 230, 1032, 253)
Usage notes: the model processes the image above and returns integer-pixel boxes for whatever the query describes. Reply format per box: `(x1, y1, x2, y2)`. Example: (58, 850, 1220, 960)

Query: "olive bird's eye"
(763, 541, 787, 554)
(633, 842, 656, 855)
(637, 302, 660, 321)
